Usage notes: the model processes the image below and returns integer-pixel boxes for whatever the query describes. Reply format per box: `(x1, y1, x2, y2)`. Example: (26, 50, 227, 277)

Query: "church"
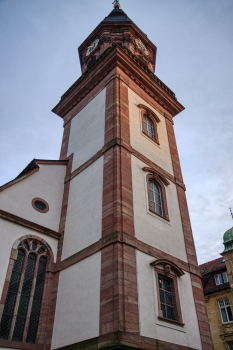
(0, 2, 214, 350)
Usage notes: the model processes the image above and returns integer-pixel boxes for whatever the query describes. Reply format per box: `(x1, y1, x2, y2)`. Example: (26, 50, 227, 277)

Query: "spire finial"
(112, 0, 120, 9)
(230, 208, 233, 220)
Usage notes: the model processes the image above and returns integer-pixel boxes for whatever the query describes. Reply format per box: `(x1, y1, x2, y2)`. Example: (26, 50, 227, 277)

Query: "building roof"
(199, 257, 225, 276)
(199, 257, 229, 295)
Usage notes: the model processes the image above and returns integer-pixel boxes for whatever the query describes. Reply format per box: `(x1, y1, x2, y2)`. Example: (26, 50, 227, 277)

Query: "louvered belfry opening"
(0, 240, 48, 344)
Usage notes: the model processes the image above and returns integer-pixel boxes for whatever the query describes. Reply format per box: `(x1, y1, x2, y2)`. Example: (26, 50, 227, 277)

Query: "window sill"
(142, 131, 160, 147)
(149, 208, 170, 222)
(158, 316, 184, 327)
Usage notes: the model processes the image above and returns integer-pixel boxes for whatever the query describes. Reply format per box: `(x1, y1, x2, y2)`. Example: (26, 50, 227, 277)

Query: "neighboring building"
(199, 227, 233, 350)
(0, 2, 213, 350)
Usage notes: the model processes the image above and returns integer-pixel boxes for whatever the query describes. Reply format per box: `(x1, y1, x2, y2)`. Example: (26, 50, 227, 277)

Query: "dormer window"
(215, 272, 228, 285)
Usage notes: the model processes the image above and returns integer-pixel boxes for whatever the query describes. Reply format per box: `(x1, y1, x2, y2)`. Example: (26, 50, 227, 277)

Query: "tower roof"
(223, 227, 233, 253)
(103, 7, 131, 22)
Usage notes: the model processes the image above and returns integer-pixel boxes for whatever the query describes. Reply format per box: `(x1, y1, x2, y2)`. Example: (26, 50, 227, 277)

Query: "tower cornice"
(52, 45, 184, 119)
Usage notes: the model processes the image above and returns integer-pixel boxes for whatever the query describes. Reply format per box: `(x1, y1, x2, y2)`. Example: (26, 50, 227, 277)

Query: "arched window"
(149, 179, 163, 216)
(143, 167, 169, 220)
(143, 114, 154, 139)
(0, 239, 49, 344)
(150, 259, 184, 326)
(138, 104, 160, 144)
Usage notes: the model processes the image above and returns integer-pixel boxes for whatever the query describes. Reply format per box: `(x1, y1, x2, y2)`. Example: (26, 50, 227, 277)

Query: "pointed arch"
(0, 235, 54, 345)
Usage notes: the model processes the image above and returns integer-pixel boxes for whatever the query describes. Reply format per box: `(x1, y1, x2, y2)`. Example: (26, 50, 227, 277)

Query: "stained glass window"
(0, 240, 48, 344)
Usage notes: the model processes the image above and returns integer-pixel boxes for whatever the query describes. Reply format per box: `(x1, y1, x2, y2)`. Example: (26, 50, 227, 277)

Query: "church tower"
(0, 2, 213, 350)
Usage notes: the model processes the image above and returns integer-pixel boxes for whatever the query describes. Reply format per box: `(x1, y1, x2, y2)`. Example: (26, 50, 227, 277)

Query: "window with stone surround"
(138, 104, 160, 144)
(143, 168, 169, 221)
(150, 259, 184, 326)
(218, 298, 233, 323)
(0, 238, 51, 344)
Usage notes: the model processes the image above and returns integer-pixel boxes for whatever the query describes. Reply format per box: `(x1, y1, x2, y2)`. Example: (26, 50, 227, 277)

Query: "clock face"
(86, 39, 99, 57)
(135, 39, 149, 56)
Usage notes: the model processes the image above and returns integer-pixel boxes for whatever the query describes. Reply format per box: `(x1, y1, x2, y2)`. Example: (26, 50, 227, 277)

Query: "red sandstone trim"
(31, 197, 49, 214)
(0, 209, 60, 239)
(165, 117, 214, 349)
(47, 330, 201, 350)
(0, 167, 39, 193)
(44, 153, 73, 350)
(54, 231, 200, 277)
(100, 76, 139, 335)
(153, 266, 184, 325)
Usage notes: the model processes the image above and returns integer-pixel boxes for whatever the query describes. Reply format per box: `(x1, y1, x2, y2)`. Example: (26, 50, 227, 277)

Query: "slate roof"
(199, 257, 229, 295)
(199, 257, 225, 276)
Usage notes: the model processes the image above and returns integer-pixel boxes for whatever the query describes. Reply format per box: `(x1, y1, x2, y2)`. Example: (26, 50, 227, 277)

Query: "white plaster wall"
(0, 164, 66, 232)
(67, 89, 106, 172)
(132, 155, 187, 262)
(62, 156, 103, 260)
(128, 88, 174, 175)
(136, 250, 202, 350)
(0, 219, 58, 298)
(51, 252, 101, 349)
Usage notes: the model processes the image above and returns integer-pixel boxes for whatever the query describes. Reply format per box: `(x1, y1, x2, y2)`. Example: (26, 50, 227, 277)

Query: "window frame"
(215, 271, 228, 286)
(218, 298, 233, 324)
(138, 104, 160, 145)
(151, 259, 184, 327)
(0, 236, 54, 346)
(146, 173, 169, 221)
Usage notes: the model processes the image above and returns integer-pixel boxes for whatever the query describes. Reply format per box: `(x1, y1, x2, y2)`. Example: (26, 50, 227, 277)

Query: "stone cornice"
(0, 209, 61, 240)
(52, 45, 184, 119)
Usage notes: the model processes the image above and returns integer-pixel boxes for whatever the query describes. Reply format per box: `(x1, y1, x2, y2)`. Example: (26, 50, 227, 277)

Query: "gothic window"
(0, 239, 49, 344)
(218, 298, 233, 323)
(138, 104, 160, 144)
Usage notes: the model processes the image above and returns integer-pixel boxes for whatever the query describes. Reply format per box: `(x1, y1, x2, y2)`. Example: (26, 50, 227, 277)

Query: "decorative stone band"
(0, 209, 60, 240)
(47, 330, 202, 350)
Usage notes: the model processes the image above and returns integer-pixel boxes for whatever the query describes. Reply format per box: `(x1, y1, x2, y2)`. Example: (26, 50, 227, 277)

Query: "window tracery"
(0, 239, 49, 344)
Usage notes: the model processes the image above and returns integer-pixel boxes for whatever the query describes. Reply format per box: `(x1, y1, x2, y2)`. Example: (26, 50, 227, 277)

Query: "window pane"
(223, 272, 228, 283)
(227, 306, 233, 322)
(221, 308, 228, 323)
(155, 193, 161, 206)
(228, 342, 233, 350)
(26, 256, 47, 344)
(215, 274, 223, 285)
(12, 253, 36, 341)
(0, 250, 25, 340)
(156, 204, 162, 216)
(158, 275, 175, 321)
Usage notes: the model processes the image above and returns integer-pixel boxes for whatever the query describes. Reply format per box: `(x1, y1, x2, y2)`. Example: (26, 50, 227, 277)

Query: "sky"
(0, 0, 232, 264)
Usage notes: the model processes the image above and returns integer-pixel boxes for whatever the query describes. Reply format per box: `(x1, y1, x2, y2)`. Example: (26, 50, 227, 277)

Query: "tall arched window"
(143, 167, 170, 221)
(138, 104, 160, 144)
(0, 239, 49, 344)
(149, 179, 163, 216)
(143, 114, 154, 139)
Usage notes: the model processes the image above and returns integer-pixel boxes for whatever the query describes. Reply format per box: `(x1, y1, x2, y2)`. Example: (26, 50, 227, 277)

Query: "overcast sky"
(0, 0, 232, 264)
